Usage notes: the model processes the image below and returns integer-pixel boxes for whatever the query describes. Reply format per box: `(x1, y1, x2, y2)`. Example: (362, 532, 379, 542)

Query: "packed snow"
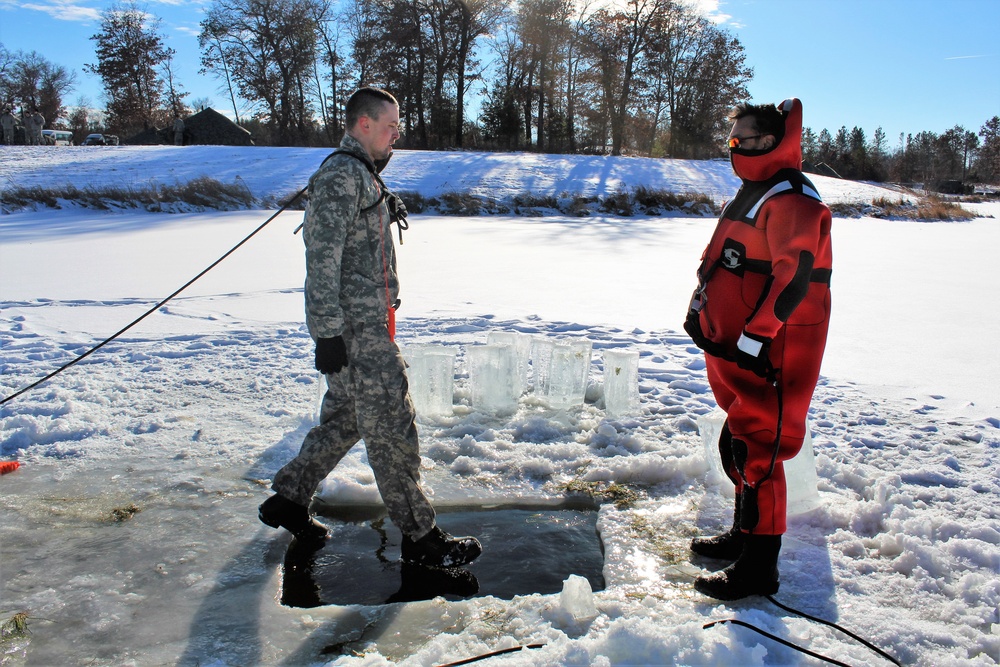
(0, 145, 997, 667)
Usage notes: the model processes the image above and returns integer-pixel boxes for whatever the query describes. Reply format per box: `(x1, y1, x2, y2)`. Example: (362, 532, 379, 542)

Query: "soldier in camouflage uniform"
(29, 110, 45, 145)
(1, 109, 15, 145)
(173, 116, 184, 146)
(259, 87, 482, 569)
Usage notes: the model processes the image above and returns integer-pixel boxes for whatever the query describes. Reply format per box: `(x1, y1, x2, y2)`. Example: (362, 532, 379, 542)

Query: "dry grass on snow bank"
(829, 195, 981, 221)
(1, 176, 257, 214)
(1, 178, 984, 221)
(395, 186, 720, 217)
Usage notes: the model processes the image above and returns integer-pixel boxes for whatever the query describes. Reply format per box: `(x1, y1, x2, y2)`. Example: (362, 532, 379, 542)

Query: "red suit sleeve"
(744, 195, 826, 340)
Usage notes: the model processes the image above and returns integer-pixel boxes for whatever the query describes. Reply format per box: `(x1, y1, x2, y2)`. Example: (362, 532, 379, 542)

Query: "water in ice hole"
(281, 501, 606, 607)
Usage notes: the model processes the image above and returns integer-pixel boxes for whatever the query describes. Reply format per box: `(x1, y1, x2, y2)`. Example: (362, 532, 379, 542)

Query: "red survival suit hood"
(730, 98, 803, 183)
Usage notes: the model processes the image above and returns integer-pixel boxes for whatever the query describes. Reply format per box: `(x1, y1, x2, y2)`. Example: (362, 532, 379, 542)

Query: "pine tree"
(976, 116, 1000, 183)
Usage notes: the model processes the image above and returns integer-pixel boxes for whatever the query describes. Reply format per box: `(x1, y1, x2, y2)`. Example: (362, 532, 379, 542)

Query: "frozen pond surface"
(1, 453, 319, 665)
(0, 451, 611, 665)
(2, 151, 998, 665)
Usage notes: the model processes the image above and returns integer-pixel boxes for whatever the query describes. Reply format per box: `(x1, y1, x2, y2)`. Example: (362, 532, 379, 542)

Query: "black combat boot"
(690, 494, 745, 561)
(401, 526, 482, 568)
(694, 534, 781, 601)
(259, 493, 330, 543)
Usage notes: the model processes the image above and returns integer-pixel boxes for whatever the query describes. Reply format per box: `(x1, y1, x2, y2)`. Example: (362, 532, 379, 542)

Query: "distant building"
(933, 180, 972, 195)
(184, 108, 253, 146)
(125, 109, 254, 146)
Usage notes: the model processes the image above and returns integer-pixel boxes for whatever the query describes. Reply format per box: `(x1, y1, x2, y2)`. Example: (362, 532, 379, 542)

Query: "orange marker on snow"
(0, 461, 20, 475)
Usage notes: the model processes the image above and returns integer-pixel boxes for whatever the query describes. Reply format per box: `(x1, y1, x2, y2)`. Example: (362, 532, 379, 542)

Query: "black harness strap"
(722, 168, 823, 224)
(707, 169, 830, 286)
(736, 259, 831, 285)
(321, 149, 409, 242)
(321, 149, 387, 212)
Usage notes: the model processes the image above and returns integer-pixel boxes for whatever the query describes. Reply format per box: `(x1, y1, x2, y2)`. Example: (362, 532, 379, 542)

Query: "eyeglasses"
(728, 134, 766, 149)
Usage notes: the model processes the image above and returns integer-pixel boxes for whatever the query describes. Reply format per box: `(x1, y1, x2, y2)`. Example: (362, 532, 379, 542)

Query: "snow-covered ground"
(0, 146, 997, 666)
(0, 145, 903, 209)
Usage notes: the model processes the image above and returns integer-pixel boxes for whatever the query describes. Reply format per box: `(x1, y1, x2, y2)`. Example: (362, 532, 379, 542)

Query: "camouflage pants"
(272, 320, 436, 539)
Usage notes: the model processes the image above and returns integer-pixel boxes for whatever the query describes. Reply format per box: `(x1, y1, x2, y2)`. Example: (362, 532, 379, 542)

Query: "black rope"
(760, 377, 784, 485)
(765, 595, 902, 666)
(1, 187, 307, 406)
(703, 619, 855, 667)
(702, 596, 902, 667)
(434, 643, 546, 667)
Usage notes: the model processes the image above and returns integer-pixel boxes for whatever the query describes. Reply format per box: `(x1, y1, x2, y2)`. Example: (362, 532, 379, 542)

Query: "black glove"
(315, 336, 348, 374)
(684, 309, 729, 359)
(734, 331, 774, 381)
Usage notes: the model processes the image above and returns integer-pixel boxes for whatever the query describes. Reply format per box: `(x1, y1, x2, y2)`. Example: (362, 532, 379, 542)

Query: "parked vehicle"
(42, 129, 74, 146)
(83, 133, 106, 146)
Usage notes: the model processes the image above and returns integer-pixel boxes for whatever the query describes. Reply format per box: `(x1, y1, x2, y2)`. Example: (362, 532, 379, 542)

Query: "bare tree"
(639, 2, 701, 155)
(520, 0, 573, 151)
(481, 19, 526, 148)
(346, 0, 430, 145)
(67, 97, 94, 140)
(2, 47, 77, 125)
(421, 0, 463, 145)
(560, 0, 595, 152)
(199, 28, 242, 123)
(453, 0, 506, 146)
(190, 97, 213, 112)
(0, 44, 17, 111)
(200, 0, 323, 145)
(347, 0, 467, 149)
(342, 0, 379, 87)
(580, 0, 667, 155)
(86, 2, 171, 135)
(313, 0, 346, 141)
(660, 23, 752, 158)
(161, 48, 190, 118)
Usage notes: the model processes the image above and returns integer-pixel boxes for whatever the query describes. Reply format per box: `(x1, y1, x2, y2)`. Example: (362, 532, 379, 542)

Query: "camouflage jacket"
(303, 133, 399, 339)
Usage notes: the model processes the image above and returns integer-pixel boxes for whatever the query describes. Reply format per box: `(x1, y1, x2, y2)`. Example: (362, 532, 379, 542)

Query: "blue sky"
(1, 0, 997, 144)
(705, 0, 1000, 146)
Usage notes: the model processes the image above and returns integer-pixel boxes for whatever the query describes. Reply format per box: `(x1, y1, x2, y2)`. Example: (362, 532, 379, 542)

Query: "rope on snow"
(0, 187, 307, 407)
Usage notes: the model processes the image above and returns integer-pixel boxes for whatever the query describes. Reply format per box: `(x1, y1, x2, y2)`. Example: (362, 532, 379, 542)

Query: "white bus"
(42, 129, 74, 146)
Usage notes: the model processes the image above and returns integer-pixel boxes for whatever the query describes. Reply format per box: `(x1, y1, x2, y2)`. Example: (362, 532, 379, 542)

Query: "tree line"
(1, 0, 998, 185)
(803, 122, 998, 188)
(195, 0, 753, 157)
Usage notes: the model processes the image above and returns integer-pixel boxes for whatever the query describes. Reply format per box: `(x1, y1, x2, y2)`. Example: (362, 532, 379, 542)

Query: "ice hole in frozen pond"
(278, 499, 605, 608)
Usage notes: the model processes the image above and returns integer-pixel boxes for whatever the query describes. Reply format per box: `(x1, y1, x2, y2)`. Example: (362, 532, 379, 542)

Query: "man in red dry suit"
(683, 98, 833, 600)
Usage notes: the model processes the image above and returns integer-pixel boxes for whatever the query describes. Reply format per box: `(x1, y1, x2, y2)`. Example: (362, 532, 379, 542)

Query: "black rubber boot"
(691, 495, 745, 561)
(258, 493, 329, 544)
(401, 526, 482, 568)
(694, 534, 781, 601)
